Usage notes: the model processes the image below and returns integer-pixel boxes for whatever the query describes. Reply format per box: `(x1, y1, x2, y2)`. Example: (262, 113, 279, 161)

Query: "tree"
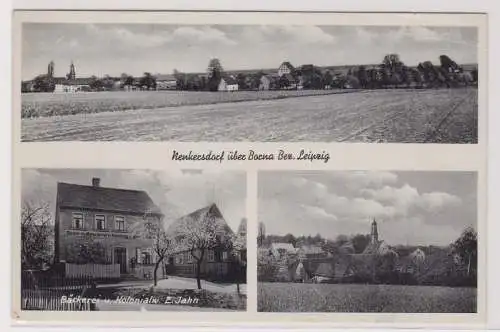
(257, 249, 279, 281)
(351, 234, 371, 254)
(257, 222, 266, 247)
(173, 211, 232, 289)
(323, 71, 333, 88)
(357, 66, 368, 89)
(66, 234, 107, 264)
(47, 61, 54, 78)
(334, 234, 349, 246)
(282, 233, 297, 246)
(140, 72, 157, 90)
(207, 58, 224, 91)
(33, 74, 55, 92)
(21, 200, 53, 269)
(452, 227, 477, 277)
(131, 212, 173, 286)
(228, 232, 246, 294)
(89, 75, 104, 91)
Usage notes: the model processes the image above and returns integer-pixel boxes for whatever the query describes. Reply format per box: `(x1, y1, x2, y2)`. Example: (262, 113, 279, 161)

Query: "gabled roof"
(57, 182, 162, 215)
(155, 74, 177, 81)
(271, 242, 295, 252)
(279, 61, 295, 70)
(165, 203, 234, 238)
(299, 245, 324, 255)
(221, 76, 238, 85)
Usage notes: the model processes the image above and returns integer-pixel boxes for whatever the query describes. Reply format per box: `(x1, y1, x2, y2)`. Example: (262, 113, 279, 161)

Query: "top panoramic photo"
(19, 21, 480, 143)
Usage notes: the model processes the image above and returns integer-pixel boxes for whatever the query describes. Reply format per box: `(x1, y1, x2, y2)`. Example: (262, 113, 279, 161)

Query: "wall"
(56, 208, 158, 274)
(65, 263, 120, 279)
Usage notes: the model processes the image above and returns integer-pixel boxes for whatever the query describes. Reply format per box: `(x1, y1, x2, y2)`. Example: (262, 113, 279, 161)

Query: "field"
(21, 88, 477, 142)
(258, 282, 477, 313)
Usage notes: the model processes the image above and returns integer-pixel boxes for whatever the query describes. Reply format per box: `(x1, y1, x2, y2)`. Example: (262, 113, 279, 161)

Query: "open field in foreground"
(21, 88, 477, 142)
(21, 89, 350, 118)
(258, 282, 477, 313)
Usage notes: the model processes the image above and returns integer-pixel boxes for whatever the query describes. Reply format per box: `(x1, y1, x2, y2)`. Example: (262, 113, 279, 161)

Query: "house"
(54, 178, 164, 280)
(270, 242, 296, 261)
(297, 245, 326, 260)
(278, 61, 295, 77)
(164, 203, 245, 282)
(279, 73, 298, 90)
(259, 74, 280, 91)
(218, 76, 239, 92)
(155, 74, 178, 90)
(53, 78, 93, 93)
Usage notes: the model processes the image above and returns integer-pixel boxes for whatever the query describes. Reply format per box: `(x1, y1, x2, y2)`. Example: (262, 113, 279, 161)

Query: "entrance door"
(114, 247, 127, 274)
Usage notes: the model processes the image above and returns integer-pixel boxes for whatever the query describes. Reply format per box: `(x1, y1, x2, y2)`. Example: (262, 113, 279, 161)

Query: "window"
(207, 250, 215, 262)
(95, 215, 106, 230)
(187, 252, 193, 263)
(72, 212, 83, 229)
(222, 251, 228, 261)
(115, 216, 125, 231)
(141, 250, 152, 265)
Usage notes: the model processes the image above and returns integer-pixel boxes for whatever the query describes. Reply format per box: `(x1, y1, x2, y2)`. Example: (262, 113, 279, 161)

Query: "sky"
(258, 171, 477, 246)
(21, 168, 246, 232)
(22, 23, 477, 80)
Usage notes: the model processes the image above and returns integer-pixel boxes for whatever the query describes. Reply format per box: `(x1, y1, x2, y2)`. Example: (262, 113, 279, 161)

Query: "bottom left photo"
(18, 168, 247, 312)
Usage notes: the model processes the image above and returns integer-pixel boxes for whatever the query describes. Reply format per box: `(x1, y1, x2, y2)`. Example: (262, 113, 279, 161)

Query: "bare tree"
(21, 200, 53, 270)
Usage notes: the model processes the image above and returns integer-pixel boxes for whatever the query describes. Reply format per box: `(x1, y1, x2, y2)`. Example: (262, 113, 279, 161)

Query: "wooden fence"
(21, 271, 97, 311)
(65, 263, 120, 279)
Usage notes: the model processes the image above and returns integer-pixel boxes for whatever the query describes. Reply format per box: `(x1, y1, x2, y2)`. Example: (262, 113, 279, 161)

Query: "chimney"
(92, 177, 101, 187)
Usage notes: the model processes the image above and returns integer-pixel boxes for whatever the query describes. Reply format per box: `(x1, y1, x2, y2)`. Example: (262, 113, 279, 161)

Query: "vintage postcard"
(11, 10, 487, 329)
(14, 11, 484, 143)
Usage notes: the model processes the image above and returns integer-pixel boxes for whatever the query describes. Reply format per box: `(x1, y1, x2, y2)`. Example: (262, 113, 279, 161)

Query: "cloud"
(85, 24, 236, 49)
(301, 204, 337, 220)
(241, 25, 336, 45)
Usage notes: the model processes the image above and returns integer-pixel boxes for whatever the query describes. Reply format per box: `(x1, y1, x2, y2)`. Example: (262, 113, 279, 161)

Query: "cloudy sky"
(22, 23, 477, 80)
(258, 171, 477, 246)
(21, 169, 246, 232)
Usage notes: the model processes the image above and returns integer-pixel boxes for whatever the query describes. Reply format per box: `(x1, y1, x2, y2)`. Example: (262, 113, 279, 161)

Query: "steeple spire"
(67, 61, 76, 80)
(370, 218, 378, 244)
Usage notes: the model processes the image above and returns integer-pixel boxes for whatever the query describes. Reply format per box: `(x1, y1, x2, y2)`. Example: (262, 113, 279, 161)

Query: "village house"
(155, 74, 178, 90)
(54, 178, 164, 280)
(278, 61, 295, 77)
(218, 76, 239, 92)
(164, 203, 246, 282)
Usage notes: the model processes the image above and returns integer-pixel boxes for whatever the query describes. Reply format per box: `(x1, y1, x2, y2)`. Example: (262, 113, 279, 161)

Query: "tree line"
(22, 54, 478, 93)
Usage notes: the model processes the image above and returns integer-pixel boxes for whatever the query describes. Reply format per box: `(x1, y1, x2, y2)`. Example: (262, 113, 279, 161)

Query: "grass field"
(258, 282, 477, 313)
(21, 88, 477, 142)
(21, 89, 351, 118)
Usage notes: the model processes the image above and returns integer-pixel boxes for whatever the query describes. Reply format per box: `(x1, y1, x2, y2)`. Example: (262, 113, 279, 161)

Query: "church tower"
(370, 218, 379, 244)
(67, 61, 76, 80)
(47, 61, 54, 78)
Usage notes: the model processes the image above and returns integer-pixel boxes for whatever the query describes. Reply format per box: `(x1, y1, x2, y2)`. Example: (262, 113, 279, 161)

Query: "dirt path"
(21, 89, 478, 143)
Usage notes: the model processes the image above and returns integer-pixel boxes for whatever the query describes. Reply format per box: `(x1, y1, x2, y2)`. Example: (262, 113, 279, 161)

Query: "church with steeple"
(362, 218, 394, 255)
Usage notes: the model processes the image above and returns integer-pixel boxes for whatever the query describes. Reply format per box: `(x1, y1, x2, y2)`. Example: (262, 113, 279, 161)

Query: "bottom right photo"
(257, 171, 478, 313)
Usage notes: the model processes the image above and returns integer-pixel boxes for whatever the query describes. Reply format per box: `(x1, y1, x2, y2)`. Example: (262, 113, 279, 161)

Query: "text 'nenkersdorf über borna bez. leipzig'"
(171, 149, 330, 163)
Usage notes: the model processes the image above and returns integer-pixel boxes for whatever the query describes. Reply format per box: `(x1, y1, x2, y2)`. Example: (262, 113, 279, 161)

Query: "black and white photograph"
(20, 20, 479, 143)
(257, 171, 478, 313)
(20, 168, 247, 311)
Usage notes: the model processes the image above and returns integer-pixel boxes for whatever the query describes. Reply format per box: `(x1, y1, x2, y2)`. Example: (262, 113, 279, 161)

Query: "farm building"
(53, 177, 164, 280)
(259, 74, 280, 91)
(218, 76, 239, 92)
(53, 78, 93, 93)
(155, 74, 177, 90)
(297, 244, 327, 260)
(278, 61, 295, 77)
